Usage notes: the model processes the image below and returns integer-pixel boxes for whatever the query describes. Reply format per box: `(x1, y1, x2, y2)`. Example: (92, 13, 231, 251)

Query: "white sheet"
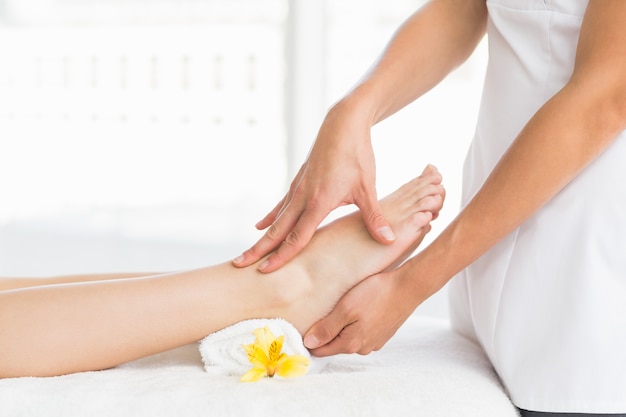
(0, 316, 519, 416)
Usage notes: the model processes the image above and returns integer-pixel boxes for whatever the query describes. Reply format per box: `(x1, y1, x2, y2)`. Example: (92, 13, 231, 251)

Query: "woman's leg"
(0, 166, 443, 378)
(0, 272, 160, 292)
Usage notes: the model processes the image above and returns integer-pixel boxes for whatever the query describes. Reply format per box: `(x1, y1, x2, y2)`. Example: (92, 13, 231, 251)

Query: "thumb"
(358, 195, 395, 244)
(303, 310, 349, 350)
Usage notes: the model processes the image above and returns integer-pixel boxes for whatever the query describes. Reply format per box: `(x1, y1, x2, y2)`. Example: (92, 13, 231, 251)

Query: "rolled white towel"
(199, 318, 325, 377)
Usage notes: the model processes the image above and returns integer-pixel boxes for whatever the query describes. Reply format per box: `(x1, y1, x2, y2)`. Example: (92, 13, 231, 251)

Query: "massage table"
(0, 315, 519, 416)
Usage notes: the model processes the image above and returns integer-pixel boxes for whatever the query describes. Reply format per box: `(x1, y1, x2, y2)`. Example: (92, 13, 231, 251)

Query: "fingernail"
(258, 260, 269, 271)
(378, 226, 396, 241)
(233, 254, 245, 264)
(304, 334, 319, 349)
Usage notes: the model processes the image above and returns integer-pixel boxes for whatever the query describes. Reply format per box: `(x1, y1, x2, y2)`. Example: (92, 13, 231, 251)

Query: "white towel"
(199, 318, 324, 377)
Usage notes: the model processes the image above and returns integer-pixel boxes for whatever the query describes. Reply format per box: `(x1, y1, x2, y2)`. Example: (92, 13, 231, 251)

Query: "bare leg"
(281, 165, 443, 328)
(0, 272, 160, 292)
(0, 166, 443, 378)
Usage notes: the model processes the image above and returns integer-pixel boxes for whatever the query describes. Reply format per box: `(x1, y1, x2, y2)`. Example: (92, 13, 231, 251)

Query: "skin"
(234, 0, 487, 273)
(300, 0, 626, 356)
(0, 166, 443, 378)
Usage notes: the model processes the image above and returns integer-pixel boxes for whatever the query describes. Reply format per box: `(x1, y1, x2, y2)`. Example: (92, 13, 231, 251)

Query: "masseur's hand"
(303, 268, 421, 356)
(233, 102, 395, 273)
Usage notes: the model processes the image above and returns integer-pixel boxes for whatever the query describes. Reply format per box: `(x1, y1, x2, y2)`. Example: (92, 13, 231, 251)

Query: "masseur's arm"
(305, 0, 626, 355)
(234, 0, 488, 272)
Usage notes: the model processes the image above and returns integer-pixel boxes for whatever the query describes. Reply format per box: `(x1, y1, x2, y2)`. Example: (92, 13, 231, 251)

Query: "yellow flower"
(240, 326, 310, 382)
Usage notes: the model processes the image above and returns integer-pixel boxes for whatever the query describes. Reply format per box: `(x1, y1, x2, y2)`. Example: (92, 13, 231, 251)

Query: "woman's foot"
(267, 165, 444, 332)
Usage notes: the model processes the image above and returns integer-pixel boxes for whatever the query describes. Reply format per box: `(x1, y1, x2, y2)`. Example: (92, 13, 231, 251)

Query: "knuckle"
(305, 195, 326, 214)
(341, 304, 359, 321)
(365, 209, 385, 226)
(291, 183, 312, 203)
(283, 230, 305, 251)
(344, 340, 361, 355)
(265, 223, 282, 241)
(317, 327, 336, 344)
(340, 329, 365, 354)
(358, 347, 373, 355)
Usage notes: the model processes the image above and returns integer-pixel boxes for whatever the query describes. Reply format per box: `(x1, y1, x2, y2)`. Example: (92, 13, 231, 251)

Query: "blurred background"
(0, 0, 486, 318)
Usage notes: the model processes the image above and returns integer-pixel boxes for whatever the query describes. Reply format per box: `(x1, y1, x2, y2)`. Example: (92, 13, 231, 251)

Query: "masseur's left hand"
(303, 267, 422, 356)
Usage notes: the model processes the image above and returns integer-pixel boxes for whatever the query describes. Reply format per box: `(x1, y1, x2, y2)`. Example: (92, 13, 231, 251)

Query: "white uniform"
(449, 0, 626, 413)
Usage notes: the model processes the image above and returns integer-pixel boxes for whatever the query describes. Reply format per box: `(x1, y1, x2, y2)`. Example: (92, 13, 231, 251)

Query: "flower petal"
(276, 354, 311, 378)
(253, 327, 276, 352)
(244, 344, 271, 368)
(240, 366, 268, 382)
(268, 336, 285, 363)
(242, 343, 255, 357)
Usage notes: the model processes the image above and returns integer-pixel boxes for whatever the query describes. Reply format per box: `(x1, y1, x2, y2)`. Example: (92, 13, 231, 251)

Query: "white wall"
(0, 0, 289, 273)
(0, 0, 487, 319)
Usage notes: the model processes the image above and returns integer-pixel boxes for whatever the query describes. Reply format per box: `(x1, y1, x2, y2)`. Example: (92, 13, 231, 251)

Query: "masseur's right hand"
(233, 100, 395, 273)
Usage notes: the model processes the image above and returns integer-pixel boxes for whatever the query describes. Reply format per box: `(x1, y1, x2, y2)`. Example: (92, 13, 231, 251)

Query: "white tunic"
(449, 0, 626, 413)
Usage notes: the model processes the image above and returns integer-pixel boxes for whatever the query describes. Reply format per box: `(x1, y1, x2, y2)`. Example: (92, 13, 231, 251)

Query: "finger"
(303, 307, 353, 352)
(254, 196, 287, 231)
(257, 206, 328, 272)
(255, 163, 307, 230)
(307, 322, 363, 357)
(233, 202, 304, 268)
(357, 194, 395, 244)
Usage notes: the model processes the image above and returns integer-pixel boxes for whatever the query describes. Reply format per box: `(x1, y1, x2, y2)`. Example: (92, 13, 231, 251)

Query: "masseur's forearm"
(397, 0, 626, 302)
(344, 0, 487, 125)
(402, 85, 625, 299)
